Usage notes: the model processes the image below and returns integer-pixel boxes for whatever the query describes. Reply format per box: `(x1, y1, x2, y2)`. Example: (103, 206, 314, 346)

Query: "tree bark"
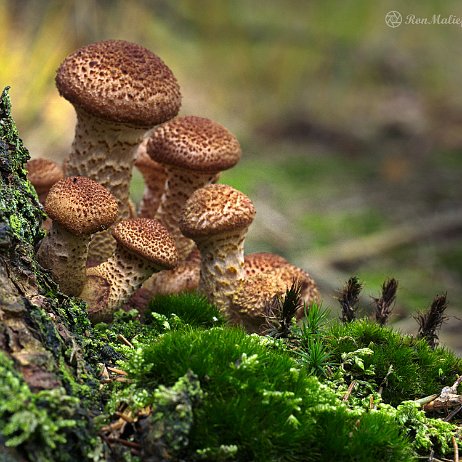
(0, 87, 101, 460)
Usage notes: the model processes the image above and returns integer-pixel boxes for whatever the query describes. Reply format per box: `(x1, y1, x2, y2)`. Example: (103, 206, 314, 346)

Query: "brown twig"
(342, 380, 356, 401)
(444, 405, 462, 423)
(118, 334, 134, 348)
(106, 437, 141, 450)
(107, 366, 128, 376)
(453, 435, 459, 462)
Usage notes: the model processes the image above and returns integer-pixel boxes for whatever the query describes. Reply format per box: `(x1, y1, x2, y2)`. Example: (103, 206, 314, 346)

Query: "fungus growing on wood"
(56, 39, 181, 261)
(36, 176, 118, 296)
(26, 157, 64, 205)
(80, 218, 178, 322)
(147, 115, 241, 259)
(179, 184, 255, 313)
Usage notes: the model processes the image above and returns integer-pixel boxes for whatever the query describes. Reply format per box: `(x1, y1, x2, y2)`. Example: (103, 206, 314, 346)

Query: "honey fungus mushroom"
(36, 177, 118, 296)
(179, 184, 256, 314)
(80, 218, 178, 322)
(26, 158, 64, 205)
(56, 39, 182, 261)
(147, 116, 241, 259)
(244, 252, 320, 308)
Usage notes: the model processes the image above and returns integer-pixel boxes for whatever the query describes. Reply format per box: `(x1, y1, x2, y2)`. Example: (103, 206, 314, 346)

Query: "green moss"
(0, 352, 103, 461)
(113, 326, 413, 461)
(0, 87, 105, 459)
(326, 319, 462, 405)
(147, 292, 225, 328)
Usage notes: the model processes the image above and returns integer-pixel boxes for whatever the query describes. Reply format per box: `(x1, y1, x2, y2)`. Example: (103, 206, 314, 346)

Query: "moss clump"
(148, 292, 225, 328)
(113, 326, 414, 461)
(326, 319, 461, 405)
(0, 352, 103, 461)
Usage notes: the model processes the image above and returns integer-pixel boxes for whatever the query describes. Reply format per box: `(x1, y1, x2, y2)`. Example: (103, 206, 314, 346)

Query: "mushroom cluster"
(28, 39, 319, 331)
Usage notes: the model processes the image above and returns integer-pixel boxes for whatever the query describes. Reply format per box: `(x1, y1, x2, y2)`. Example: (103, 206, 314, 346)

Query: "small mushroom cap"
(147, 116, 241, 172)
(56, 40, 181, 126)
(112, 218, 179, 269)
(245, 252, 320, 306)
(180, 184, 256, 238)
(244, 253, 290, 276)
(26, 158, 64, 194)
(45, 177, 118, 235)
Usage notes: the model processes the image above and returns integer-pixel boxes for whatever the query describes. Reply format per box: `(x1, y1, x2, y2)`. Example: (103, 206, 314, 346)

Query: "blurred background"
(1, 0, 461, 351)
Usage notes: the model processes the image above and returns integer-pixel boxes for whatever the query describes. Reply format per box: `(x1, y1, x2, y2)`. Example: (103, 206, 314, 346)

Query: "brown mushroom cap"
(112, 218, 178, 269)
(244, 253, 290, 276)
(45, 177, 118, 235)
(147, 116, 241, 172)
(180, 184, 256, 238)
(26, 158, 64, 194)
(56, 40, 181, 126)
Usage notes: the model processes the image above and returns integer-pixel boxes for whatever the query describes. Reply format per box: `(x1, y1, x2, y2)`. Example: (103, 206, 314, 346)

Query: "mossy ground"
(1, 87, 461, 461)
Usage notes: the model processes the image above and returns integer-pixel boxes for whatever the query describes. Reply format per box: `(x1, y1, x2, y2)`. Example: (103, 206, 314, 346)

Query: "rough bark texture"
(0, 87, 102, 461)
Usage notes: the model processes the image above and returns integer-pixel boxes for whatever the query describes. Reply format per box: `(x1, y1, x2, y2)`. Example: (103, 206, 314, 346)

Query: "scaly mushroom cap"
(26, 158, 64, 195)
(231, 273, 288, 332)
(147, 116, 241, 172)
(112, 218, 178, 270)
(245, 252, 320, 307)
(56, 39, 181, 127)
(244, 253, 289, 276)
(45, 177, 118, 235)
(180, 184, 256, 238)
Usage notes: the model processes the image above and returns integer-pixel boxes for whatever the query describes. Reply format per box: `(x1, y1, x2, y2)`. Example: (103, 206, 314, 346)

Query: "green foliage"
(115, 326, 414, 461)
(393, 401, 459, 454)
(148, 292, 225, 328)
(0, 352, 103, 461)
(291, 303, 332, 377)
(326, 319, 462, 405)
(138, 371, 203, 459)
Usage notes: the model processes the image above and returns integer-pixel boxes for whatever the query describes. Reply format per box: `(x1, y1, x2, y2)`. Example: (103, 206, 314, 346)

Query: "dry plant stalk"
(374, 278, 399, 326)
(337, 276, 363, 323)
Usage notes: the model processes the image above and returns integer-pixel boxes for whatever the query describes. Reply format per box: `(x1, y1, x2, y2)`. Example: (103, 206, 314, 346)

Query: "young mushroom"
(147, 115, 241, 259)
(244, 252, 320, 308)
(179, 184, 256, 314)
(80, 218, 178, 323)
(56, 39, 181, 261)
(26, 158, 64, 205)
(230, 273, 289, 333)
(142, 248, 201, 296)
(36, 177, 118, 296)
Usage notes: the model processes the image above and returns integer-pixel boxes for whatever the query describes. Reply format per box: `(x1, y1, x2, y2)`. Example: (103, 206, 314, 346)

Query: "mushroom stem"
(37, 223, 90, 296)
(67, 109, 145, 220)
(66, 110, 146, 261)
(80, 218, 178, 322)
(82, 246, 157, 315)
(155, 166, 216, 258)
(134, 137, 168, 218)
(195, 229, 248, 310)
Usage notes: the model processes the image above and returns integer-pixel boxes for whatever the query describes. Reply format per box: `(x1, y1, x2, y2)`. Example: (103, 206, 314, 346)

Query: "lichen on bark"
(0, 87, 103, 460)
